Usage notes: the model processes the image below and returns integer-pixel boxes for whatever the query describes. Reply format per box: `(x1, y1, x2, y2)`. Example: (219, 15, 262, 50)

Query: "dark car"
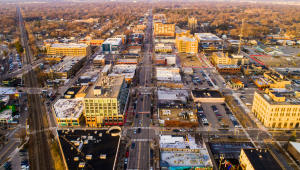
(227, 136, 234, 139)
(137, 128, 141, 133)
(20, 153, 27, 156)
(19, 149, 27, 152)
(18, 90, 22, 92)
(136, 114, 138, 118)
(1, 127, 7, 130)
(146, 114, 149, 117)
(173, 129, 179, 132)
(141, 98, 143, 101)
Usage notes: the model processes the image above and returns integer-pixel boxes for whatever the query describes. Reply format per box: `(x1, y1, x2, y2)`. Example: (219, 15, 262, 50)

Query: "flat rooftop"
(217, 64, 240, 69)
(159, 108, 197, 122)
(117, 59, 138, 63)
(61, 87, 82, 99)
(156, 67, 181, 82)
(192, 90, 224, 98)
(158, 100, 193, 109)
(85, 76, 124, 98)
(0, 109, 12, 119)
(160, 134, 212, 168)
(156, 54, 176, 59)
(45, 56, 85, 73)
(250, 76, 270, 86)
(94, 55, 105, 60)
(242, 148, 283, 170)
(176, 37, 197, 42)
(214, 52, 227, 58)
(209, 142, 254, 159)
(0, 87, 16, 95)
(175, 29, 188, 34)
(158, 89, 188, 101)
(49, 43, 88, 48)
(102, 38, 122, 45)
(58, 130, 120, 170)
(256, 89, 300, 105)
(194, 33, 221, 41)
(53, 99, 84, 119)
(108, 64, 137, 79)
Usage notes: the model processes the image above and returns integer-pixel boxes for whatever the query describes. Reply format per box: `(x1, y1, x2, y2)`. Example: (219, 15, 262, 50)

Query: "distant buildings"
(154, 23, 175, 37)
(175, 37, 198, 54)
(252, 88, 300, 128)
(102, 38, 123, 54)
(255, 44, 283, 55)
(239, 148, 284, 170)
(84, 76, 129, 127)
(188, 17, 197, 34)
(46, 43, 91, 57)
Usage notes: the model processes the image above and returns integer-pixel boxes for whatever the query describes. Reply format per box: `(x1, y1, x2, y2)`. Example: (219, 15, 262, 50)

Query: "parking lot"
(179, 54, 205, 67)
(222, 74, 258, 89)
(182, 69, 217, 89)
(198, 103, 240, 131)
(9, 149, 29, 170)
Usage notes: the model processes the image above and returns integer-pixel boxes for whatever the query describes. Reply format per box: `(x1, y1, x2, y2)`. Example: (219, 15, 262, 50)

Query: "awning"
(118, 122, 123, 126)
(104, 123, 108, 125)
(109, 123, 113, 125)
(114, 123, 118, 125)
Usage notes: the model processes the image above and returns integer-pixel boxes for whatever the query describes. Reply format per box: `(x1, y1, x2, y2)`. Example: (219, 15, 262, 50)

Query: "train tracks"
(17, 5, 53, 170)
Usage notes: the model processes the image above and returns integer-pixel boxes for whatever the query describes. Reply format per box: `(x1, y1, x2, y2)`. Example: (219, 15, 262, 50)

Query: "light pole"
(256, 132, 262, 141)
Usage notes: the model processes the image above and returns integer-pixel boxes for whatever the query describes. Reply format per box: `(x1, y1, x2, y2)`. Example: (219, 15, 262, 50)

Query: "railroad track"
(17, 5, 53, 170)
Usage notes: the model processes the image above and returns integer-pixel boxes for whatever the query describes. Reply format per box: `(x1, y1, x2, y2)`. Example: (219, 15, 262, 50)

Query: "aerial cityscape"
(1, 0, 300, 170)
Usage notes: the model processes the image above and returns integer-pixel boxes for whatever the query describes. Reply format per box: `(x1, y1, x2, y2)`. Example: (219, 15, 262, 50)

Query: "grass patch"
(50, 141, 65, 170)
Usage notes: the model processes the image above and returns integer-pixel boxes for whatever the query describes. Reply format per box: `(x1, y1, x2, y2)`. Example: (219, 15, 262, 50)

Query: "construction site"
(179, 54, 205, 67)
(251, 55, 300, 68)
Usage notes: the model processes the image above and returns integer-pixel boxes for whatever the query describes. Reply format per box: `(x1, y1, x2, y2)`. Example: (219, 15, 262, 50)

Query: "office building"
(160, 134, 213, 169)
(212, 52, 249, 65)
(93, 55, 105, 67)
(176, 37, 198, 54)
(154, 23, 175, 37)
(53, 86, 86, 126)
(84, 76, 129, 127)
(188, 17, 197, 34)
(102, 38, 122, 54)
(216, 65, 241, 74)
(108, 65, 137, 84)
(46, 43, 91, 57)
(239, 148, 284, 170)
(44, 56, 86, 80)
(252, 88, 300, 128)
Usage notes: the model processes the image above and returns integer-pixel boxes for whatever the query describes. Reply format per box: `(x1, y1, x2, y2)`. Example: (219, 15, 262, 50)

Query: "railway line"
(17, 5, 53, 170)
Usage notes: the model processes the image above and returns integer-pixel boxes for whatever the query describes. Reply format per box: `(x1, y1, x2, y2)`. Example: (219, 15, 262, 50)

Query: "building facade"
(188, 17, 197, 34)
(227, 79, 244, 89)
(102, 38, 122, 54)
(46, 43, 91, 57)
(154, 23, 175, 37)
(176, 37, 198, 53)
(216, 65, 241, 74)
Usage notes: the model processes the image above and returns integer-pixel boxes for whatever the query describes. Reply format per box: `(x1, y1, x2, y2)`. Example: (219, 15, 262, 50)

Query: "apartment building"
(84, 76, 129, 127)
(175, 29, 191, 38)
(154, 23, 175, 37)
(252, 89, 300, 129)
(46, 43, 91, 57)
(175, 37, 198, 54)
(188, 17, 197, 34)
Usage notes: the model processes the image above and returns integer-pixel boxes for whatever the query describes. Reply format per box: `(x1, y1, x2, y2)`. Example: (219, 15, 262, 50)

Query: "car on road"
(132, 143, 135, 148)
(25, 107, 28, 111)
(136, 114, 138, 118)
(180, 129, 186, 132)
(126, 151, 129, 157)
(1, 127, 7, 130)
(125, 158, 128, 164)
(188, 129, 194, 132)
(20, 153, 27, 156)
(134, 130, 136, 134)
(141, 98, 143, 101)
(172, 129, 179, 132)
(19, 149, 27, 152)
(146, 114, 149, 117)
(138, 128, 141, 133)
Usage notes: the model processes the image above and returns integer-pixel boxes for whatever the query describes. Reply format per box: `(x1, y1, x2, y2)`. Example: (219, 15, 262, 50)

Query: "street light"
(256, 132, 262, 140)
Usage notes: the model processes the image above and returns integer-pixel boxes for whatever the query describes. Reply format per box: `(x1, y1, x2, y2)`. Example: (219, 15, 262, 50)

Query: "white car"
(180, 129, 186, 132)
(134, 130, 136, 134)
(235, 125, 242, 128)
(188, 129, 194, 132)
(25, 107, 28, 111)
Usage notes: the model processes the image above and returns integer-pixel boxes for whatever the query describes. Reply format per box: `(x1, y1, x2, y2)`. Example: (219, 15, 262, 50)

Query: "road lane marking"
(137, 142, 141, 169)
(0, 141, 15, 159)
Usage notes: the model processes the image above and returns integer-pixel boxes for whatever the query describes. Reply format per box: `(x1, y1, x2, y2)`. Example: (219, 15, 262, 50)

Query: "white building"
(102, 38, 122, 54)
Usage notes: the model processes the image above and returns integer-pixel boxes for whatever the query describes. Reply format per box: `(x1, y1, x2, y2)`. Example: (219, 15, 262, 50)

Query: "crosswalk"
(131, 139, 152, 142)
(128, 127, 151, 129)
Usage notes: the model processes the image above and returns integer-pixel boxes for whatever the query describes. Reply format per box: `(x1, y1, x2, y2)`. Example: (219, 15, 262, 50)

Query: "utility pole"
(238, 19, 244, 55)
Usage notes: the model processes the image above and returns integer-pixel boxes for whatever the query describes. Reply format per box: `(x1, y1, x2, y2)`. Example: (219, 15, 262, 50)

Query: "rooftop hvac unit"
(74, 157, 79, 161)
(100, 154, 106, 159)
(84, 140, 89, 144)
(79, 162, 85, 168)
(86, 155, 92, 160)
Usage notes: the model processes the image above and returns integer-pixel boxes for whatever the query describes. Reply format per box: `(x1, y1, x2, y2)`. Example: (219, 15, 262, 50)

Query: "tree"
(3, 50, 7, 56)
(14, 41, 23, 54)
(289, 131, 297, 142)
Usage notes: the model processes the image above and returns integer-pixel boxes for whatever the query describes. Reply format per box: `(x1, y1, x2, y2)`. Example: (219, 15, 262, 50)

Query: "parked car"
(132, 143, 135, 148)
(137, 128, 141, 133)
(172, 129, 179, 132)
(126, 151, 129, 157)
(19, 149, 27, 152)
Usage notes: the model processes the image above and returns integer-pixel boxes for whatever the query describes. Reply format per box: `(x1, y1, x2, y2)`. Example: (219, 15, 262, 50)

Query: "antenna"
(238, 19, 244, 55)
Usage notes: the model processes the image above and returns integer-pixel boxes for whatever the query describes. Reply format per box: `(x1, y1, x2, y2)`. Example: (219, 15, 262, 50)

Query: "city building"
(287, 142, 300, 162)
(255, 44, 284, 55)
(112, 35, 127, 44)
(84, 76, 129, 127)
(227, 79, 244, 89)
(154, 23, 175, 37)
(263, 71, 291, 88)
(44, 38, 58, 45)
(101, 65, 112, 76)
(2, 77, 21, 87)
(155, 43, 172, 53)
(46, 43, 91, 57)
(194, 33, 222, 46)
(158, 108, 198, 127)
(175, 29, 191, 38)
(108, 65, 137, 84)
(116, 59, 138, 65)
(93, 55, 105, 67)
(252, 88, 300, 128)
(250, 76, 271, 89)
(53, 86, 86, 126)
(212, 52, 249, 65)
(0, 87, 19, 100)
(128, 46, 141, 54)
(57, 130, 120, 170)
(102, 38, 122, 54)
(160, 134, 213, 169)
(242, 64, 269, 75)
(176, 37, 198, 54)
(153, 14, 166, 20)
(155, 54, 176, 66)
(239, 148, 284, 170)
(216, 65, 241, 74)
(44, 55, 64, 64)
(79, 39, 105, 46)
(129, 33, 144, 45)
(44, 56, 86, 80)
(0, 109, 12, 124)
(156, 67, 183, 88)
(188, 17, 197, 34)
(191, 90, 225, 103)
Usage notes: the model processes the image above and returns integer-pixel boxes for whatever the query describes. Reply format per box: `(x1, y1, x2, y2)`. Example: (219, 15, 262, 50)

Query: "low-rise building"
(252, 88, 300, 128)
(242, 64, 269, 75)
(116, 59, 138, 65)
(191, 90, 225, 103)
(255, 44, 284, 55)
(44, 38, 58, 45)
(129, 33, 144, 45)
(263, 71, 291, 88)
(79, 39, 105, 46)
(212, 52, 249, 65)
(155, 54, 176, 66)
(46, 43, 91, 57)
(227, 79, 244, 89)
(44, 56, 86, 80)
(108, 65, 137, 84)
(2, 78, 21, 87)
(158, 108, 198, 127)
(176, 37, 198, 54)
(93, 55, 105, 67)
(128, 46, 141, 54)
(0, 109, 12, 124)
(239, 148, 284, 170)
(155, 43, 172, 53)
(194, 33, 222, 46)
(84, 76, 129, 127)
(156, 67, 183, 88)
(112, 35, 127, 44)
(154, 23, 175, 37)
(101, 65, 112, 76)
(175, 29, 191, 38)
(0, 87, 19, 100)
(287, 142, 300, 162)
(216, 65, 241, 74)
(160, 134, 213, 169)
(102, 38, 122, 54)
(44, 55, 64, 64)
